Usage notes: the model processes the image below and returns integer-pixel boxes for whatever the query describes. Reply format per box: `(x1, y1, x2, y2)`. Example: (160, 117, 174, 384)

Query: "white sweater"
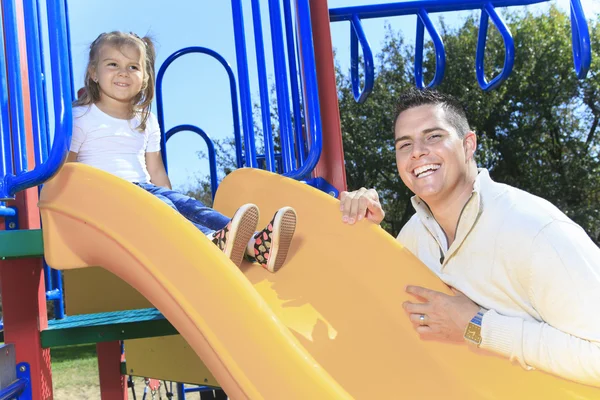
(397, 169, 600, 387)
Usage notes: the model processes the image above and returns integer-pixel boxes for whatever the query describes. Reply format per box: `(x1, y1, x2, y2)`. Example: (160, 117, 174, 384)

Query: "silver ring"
(419, 314, 426, 326)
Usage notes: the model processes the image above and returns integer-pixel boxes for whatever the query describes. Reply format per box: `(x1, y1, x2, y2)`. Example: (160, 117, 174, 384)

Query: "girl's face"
(92, 43, 145, 108)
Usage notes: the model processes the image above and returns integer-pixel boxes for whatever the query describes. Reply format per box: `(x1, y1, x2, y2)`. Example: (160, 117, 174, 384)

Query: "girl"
(67, 31, 296, 273)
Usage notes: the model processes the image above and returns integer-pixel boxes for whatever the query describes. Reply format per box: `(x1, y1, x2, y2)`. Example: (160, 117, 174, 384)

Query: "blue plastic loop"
(414, 8, 446, 89)
(350, 14, 374, 103)
(155, 46, 244, 173)
(569, 0, 591, 79)
(476, 3, 515, 91)
(165, 124, 218, 200)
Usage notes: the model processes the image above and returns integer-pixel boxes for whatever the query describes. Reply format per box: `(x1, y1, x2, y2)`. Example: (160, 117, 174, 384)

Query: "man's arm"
(481, 221, 600, 387)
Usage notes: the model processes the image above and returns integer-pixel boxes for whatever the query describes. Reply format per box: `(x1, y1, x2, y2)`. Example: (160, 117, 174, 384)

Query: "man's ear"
(463, 131, 477, 161)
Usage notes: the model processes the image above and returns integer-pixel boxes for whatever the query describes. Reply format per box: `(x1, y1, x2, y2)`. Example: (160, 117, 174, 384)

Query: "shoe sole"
(266, 207, 297, 273)
(225, 204, 259, 268)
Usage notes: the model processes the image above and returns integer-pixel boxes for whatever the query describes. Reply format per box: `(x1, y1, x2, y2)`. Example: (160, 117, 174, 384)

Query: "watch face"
(465, 323, 482, 344)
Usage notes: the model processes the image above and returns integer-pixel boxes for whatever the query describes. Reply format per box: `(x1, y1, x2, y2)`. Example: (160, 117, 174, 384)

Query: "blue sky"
(65, 0, 599, 190)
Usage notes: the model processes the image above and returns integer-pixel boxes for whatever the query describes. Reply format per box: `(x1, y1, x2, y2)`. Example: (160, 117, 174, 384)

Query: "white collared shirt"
(398, 169, 600, 386)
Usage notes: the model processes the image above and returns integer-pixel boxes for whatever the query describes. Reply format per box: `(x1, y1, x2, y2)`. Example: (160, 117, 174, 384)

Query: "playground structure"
(0, 0, 596, 399)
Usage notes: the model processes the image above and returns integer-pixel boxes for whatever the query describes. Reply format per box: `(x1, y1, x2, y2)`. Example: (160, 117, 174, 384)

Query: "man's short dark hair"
(394, 88, 471, 138)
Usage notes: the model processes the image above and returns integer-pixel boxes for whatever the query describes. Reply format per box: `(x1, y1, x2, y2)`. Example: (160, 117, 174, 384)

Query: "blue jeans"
(135, 183, 230, 235)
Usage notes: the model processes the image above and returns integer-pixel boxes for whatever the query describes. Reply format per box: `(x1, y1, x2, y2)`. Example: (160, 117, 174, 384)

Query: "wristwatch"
(464, 307, 487, 346)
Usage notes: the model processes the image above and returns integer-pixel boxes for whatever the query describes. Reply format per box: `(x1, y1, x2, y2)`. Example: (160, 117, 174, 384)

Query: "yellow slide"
(39, 163, 599, 399)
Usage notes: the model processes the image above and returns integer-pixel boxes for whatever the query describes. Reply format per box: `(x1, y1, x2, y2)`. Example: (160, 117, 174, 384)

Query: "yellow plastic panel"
(64, 268, 151, 315)
(125, 335, 219, 386)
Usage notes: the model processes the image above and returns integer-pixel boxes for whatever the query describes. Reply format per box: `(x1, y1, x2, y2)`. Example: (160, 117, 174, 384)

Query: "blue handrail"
(23, 0, 49, 167)
(2, 0, 72, 199)
(156, 47, 244, 173)
(0, 378, 27, 400)
(330, 0, 591, 94)
(476, 3, 515, 91)
(230, 0, 322, 179)
(250, 0, 277, 173)
(0, 9, 14, 184)
(569, 0, 591, 79)
(350, 14, 374, 103)
(282, 0, 307, 164)
(415, 8, 446, 89)
(165, 125, 219, 200)
(36, 0, 51, 158)
(286, 0, 323, 179)
(268, 0, 295, 173)
(231, 0, 258, 169)
(2, 0, 28, 180)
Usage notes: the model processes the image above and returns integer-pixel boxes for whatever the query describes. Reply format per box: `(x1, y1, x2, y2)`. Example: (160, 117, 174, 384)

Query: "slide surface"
(39, 163, 600, 399)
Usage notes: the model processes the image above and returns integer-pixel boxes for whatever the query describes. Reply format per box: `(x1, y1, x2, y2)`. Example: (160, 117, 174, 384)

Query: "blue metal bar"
(329, 0, 548, 21)
(44, 261, 53, 294)
(165, 125, 218, 200)
(156, 47, 244, 171)
(63, 0, 75, 98)
(0, 12, 13, 186)
(282, 0, 306, 166)
(415, 8, 446, 89)
(284, 0, 323, 179)
(268, 0, 295, 173)
(177, 383, 185, 399)
(183, 386, 220, 393)
(569, 0, 591, 79)
(0, 205, 16, 217)
(231, 0, 258, 168)
(3, 0, 73, 198)
(46, 289, 61, 301)
(475, 3, 515, 91)
(51, 267, 65, 319)
(0, 378, 27, 400)
(2, 0, 28, 177)
(36, 0, 51, 159)
(250, 0, 276, 172)
(23, 0, 48, 168)
(350, 14, 374, 103)
(15, 363, 32, 400)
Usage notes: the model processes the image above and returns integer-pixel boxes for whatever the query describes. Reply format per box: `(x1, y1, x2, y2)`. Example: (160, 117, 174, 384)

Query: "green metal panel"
(41, 308, 178, 348)
(0, 229, 44, 259)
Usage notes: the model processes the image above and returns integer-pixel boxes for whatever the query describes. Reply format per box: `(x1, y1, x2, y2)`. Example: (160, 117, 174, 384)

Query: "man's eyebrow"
(394, 127, 445, 144)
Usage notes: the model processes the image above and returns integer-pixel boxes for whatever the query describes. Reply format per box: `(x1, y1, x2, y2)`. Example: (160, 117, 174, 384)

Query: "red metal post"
(97, 341, 128, 400)
(0, 0, 53, 398)
(309, 0, 347, 193)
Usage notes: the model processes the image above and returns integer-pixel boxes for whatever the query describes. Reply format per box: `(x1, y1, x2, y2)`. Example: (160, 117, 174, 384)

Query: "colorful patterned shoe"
(251, 207, 297, 273)
(211, 203, 259, 268)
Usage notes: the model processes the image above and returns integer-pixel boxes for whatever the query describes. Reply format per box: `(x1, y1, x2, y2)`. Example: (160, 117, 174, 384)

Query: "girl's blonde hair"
(74, 31, 156, 131)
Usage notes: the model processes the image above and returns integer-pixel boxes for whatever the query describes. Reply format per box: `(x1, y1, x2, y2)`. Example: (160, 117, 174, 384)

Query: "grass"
(51, 344, 100, 391)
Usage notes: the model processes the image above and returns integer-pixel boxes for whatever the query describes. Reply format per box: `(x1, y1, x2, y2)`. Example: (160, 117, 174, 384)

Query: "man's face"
(394, 104, 476, 204)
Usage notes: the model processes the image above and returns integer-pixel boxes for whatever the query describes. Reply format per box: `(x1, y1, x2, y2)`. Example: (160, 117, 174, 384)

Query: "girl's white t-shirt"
(70, 104, 162, 183)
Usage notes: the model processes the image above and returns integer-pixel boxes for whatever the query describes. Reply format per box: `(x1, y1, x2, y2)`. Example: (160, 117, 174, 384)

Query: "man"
(340, 88, 600, 387)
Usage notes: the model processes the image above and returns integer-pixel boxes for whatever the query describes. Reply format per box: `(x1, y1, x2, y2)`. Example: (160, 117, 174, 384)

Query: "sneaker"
(251, 207, 297, 273)
(211, 204, 259, 268)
